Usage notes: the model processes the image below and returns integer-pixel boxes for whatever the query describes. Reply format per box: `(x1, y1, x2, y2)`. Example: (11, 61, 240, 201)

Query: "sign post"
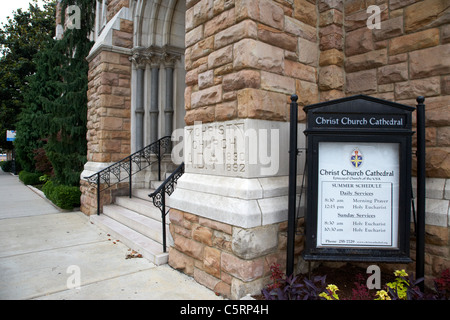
(302, 95, 414, 263)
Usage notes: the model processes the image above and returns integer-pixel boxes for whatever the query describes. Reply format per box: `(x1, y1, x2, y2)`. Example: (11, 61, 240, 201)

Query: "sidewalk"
(0, 169, 223, 300)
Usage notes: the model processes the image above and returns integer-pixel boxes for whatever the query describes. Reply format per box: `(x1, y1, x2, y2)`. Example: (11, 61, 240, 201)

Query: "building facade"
(68, 0, 449, 299)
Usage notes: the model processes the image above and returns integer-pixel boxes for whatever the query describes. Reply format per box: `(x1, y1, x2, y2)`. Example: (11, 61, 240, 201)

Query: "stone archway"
(130, 0, 186, 151)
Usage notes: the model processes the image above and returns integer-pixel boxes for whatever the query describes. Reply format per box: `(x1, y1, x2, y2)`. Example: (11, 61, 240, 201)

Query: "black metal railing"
(85, 136, 172, 215)
(149, 162, 184, 253)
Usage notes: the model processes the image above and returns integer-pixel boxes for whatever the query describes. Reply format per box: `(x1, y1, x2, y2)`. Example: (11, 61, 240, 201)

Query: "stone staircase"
(90, 180, 173, 265)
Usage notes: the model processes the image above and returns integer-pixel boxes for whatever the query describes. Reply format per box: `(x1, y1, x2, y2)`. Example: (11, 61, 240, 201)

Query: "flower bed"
(257, 263, 449, 300)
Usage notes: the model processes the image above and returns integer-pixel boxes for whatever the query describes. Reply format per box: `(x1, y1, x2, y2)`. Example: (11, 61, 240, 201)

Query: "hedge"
(42, 180, 81, 210)
(19, 170, 41, 185)
(0, 160, 12, 172)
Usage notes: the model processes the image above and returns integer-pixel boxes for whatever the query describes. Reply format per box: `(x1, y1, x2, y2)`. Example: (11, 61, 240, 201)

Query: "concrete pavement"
(0, 169, 223, 300)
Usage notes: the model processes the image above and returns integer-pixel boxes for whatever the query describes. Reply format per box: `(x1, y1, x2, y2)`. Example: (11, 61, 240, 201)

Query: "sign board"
(6, 130, 16, 142)
(303, 95, 414, 263)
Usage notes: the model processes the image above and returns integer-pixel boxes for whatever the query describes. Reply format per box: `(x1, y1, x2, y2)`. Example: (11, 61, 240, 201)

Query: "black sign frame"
(302, 95, 415, 263)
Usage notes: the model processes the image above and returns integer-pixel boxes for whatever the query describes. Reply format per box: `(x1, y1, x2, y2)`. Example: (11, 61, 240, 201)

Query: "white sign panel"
(317, 142, 399, 249)
(6, 130, 16, 142)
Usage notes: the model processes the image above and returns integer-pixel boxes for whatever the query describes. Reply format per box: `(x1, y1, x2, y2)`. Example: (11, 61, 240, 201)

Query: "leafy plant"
(19, 170, 41, 185)
(42, 180, 81, 209)
(319, 284, 340, 300)
(351, 273, 375, 300)
(383, 270, 425, 300)
(433, 269, 450, 300)
(261, 265, 328, 300)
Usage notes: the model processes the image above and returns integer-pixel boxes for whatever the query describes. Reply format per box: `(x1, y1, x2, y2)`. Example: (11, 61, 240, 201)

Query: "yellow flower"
(375, 290, 391, 300)
(394, 269, 408, 277)
(320, 284, 340, 300)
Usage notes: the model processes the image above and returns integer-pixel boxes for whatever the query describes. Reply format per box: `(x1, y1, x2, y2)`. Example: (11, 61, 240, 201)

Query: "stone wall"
(80, 3, 133, 215)
(168, 208, 303, 299)
(184, 0, 319, 125)
(343, 0, 450, 178)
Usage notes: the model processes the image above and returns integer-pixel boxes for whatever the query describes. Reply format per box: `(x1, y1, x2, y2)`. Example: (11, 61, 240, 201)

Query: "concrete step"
(103, 204, 172, 246)
(90, 214, 168, 265)
(132, 188, 155, 201)
(115, 196, 166, 222)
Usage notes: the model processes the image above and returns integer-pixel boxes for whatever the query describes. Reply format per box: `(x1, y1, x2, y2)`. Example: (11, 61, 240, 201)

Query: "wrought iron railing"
(85, 136, 172, 215)
(149, 162, 185, 253)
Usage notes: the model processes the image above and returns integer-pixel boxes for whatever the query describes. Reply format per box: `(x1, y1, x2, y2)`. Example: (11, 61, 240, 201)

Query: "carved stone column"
(162, 49, 181, 137)
(130, 51, 148, 150)
(149, 56, 160, 143)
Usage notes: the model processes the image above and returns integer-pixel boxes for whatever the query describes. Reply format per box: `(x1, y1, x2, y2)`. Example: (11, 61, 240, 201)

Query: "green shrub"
(42, 180, 81, 210)
(0, 160, 12, 172)
(19, 170, 41, 185)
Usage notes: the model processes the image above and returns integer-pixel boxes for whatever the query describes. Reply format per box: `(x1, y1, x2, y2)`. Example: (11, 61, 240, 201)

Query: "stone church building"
(58, 0, 450, 299)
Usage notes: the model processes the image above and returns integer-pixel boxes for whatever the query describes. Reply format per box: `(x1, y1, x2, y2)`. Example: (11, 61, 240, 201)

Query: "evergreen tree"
(16, 0, 95, 185)
(41, 0, 95, 186)
(0, 0, 56, 152)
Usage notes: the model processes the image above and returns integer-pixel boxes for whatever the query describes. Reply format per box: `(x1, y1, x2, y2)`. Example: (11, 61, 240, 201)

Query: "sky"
(0, 0, 47, 27)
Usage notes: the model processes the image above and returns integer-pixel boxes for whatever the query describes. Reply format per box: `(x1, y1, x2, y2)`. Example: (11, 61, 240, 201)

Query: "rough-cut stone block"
(174, 235, 204, 260)
(378, 62, 408, 84)
(261, 71, 295, 94)
(373, 16, 403, 41)
(208, 44, 233, 69)
(296, 80, 319, 106)
(204, 7, 235, 37)
(319, 65, 344, 91)
(346, 69, 377, 94)
(222, 70, 260, 92)
(319, 24, 344, 51)
(404, 0, 450, 32)
(237, 88, 288, 121)
(345, 49, 387, 73)
(320, 9, 343, 27)
(319, 49, 344, 66)
(184, 106, 215, 125)
(233, 39, 284, 74)
(190, 36, 214, 61)
(259, 0, 285, 29)
(318, 0, 344, 12)
(294, 0, 318, 27)
(232, 225, 278, 259)
(168, 247, 195, 275)
(221, 252, 264, 281)
(285, 16, 317, 42)
(410, 44, 450, 79)
(186, 25, 204, 48)
(388, 28, 439, 56)
(298, 37, 319, 66)
(395, 77, 441, 100)
(345, 27, 374, 57)
(191, 85, 223, 108)
(284, 59, 317, 83)
(214, 20, 257, 49)
(203, 246, 221, 278)
(258, 24, 297, 52)
(193, 225, 213, 246)
(215, 100, 237, 121)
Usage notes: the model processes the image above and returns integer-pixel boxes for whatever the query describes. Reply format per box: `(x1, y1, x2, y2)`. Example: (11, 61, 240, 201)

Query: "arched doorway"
(130, 0, 186, 151)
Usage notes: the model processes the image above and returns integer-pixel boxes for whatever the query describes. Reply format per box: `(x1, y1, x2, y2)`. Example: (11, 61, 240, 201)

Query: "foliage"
(319, 284, 340, 300)
(262, 265, 327, 300)
(0, 0, 56, 151)
(19, 170, 41, 185)
(434, 269, 450, 299)
(0, 160, 12, 172)
(383, 269, 424, 300)
(15, 0, 95, 186)
(42, 180, 81, 210)
(351, 273, 375, 300)
(261, 263, 450, 300)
